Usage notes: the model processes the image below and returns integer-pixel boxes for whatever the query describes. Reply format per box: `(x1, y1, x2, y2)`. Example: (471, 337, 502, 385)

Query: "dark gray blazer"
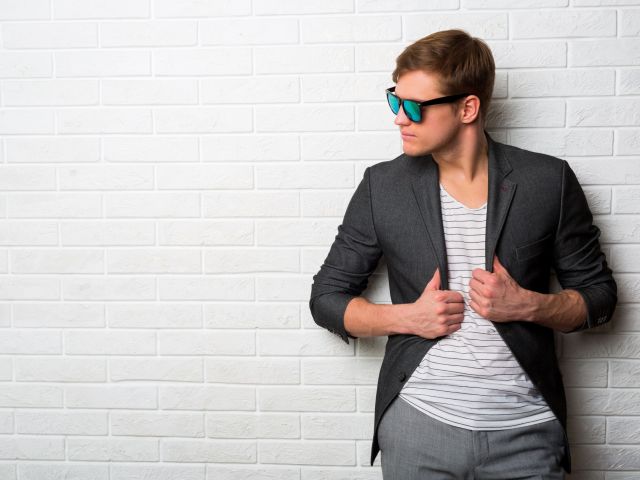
(309, 129, 617, 473)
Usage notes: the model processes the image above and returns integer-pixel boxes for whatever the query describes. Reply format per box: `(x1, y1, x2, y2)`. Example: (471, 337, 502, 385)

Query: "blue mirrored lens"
(387, 92, 400, 114)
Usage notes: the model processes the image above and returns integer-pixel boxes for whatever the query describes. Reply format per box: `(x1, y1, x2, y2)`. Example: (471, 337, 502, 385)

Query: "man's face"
(392, 70, 462, 157)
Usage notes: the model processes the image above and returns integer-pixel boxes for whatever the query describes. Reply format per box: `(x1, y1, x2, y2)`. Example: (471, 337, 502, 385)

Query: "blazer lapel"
(410, 130, 516, 289)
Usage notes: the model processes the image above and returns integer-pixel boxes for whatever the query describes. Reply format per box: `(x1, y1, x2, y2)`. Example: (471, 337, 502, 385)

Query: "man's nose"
(394, 105, 411, 125)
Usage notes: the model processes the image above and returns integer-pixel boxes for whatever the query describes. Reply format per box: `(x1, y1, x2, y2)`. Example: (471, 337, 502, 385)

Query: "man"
(308, 29, 617, 479)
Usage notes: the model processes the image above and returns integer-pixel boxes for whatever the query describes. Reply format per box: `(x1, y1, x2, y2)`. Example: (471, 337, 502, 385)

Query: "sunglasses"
(385, 86, 471, 123)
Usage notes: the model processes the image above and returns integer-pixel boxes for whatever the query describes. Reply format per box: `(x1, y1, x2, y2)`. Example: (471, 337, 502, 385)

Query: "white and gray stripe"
(399, 183, 556, 430)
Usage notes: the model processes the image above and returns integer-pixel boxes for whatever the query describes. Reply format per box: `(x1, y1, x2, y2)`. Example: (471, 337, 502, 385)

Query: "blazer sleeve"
(309, 166, 383, 344)
(553, 159, 618, 332)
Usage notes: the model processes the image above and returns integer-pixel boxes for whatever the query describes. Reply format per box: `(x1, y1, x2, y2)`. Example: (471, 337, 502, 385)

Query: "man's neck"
(432, 128, 489, 184)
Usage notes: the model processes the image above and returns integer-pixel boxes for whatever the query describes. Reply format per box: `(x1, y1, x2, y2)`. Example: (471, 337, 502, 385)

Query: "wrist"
(521, 288, 543, 323)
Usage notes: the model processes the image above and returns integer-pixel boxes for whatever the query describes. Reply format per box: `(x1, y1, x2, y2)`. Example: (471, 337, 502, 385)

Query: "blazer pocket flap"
(515, 233, 552, 262)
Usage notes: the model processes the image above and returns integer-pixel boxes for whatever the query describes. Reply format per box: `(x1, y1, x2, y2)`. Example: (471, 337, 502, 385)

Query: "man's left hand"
(468, 255, 532, 322)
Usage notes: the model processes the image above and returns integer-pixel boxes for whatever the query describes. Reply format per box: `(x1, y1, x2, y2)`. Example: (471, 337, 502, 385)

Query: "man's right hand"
(404, 268, 465, 339)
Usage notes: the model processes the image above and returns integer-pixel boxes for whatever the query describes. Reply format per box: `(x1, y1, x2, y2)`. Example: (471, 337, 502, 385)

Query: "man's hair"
(392, 29, 495, 126)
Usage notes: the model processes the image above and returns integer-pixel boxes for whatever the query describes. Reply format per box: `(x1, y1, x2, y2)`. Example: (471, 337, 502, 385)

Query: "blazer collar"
(409, 129, 517, 290)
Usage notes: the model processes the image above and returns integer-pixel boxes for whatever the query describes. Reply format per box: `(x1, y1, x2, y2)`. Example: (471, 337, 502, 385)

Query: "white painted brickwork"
(0, 0, 639, 478)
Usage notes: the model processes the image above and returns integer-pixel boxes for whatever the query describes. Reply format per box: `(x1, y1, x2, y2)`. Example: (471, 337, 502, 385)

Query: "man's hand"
(404, 267, 465, 339)
(468, 255, 532, 322)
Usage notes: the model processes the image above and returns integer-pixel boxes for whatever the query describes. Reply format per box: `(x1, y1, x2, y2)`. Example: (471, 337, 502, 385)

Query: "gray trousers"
(378, 396, 566, 480)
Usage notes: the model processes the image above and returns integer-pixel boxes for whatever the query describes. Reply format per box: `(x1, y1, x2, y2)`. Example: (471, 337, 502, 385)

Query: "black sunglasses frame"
(386, 86, 471, 122)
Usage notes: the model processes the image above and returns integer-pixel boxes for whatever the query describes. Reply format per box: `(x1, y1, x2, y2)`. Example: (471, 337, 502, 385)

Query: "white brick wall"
(0, 1, 638, 478)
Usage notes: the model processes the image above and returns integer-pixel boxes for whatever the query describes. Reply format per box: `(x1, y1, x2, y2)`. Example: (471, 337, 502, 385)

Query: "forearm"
(344, 297, 411, 338)
(523, 288, 588, 333)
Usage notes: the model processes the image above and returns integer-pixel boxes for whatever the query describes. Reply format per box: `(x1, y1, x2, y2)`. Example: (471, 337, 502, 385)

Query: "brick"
(103, 136, 198, 163)
(111, 412, 204, 437)
(205, 357, 299, 384)
(61, 220, 154, 246)
(105, 192, 199, 218)
(259, 440, 355, 465)
(510, 69, 615, 97)
(102, 79, 197, 105)
(58, 108, 152, 134)
(16, 411, 107, 435)
(206, 412, 299, 439)
(619, 69, 640, 94)
(20, 464, 109, 480)
(107, 248, 201, 274)
(111, 465, 204, 480)
(155, 107, 252, 133)
(301, 15, 401, 43)
(100, 20, 196, 47)
(512, 9, 616, 38)
(303, 358, 382, 385)
(200, 18, 299, 45)
(259, 387, 356, 412)
(67, 437, 158, 461)
(158, 276, 253, 301)
(53, 0, 149, 19)
(0, 51, 51, 78)
(158, 330, 255, 355)
(154, 0, 250, 17)
(302, 413, 372, 440)
(107, 303, 202, 329)
(302, 74, 389, 102)
(2, 79, 99, 106)
(203, 192, 299, 217)
(0, 277, 59, 300)
(302, 133, 400, 160)
(63, 277, 155, 300)
(201, 77, 299, 104)
(0, 109, 54, 134)
(206, 466, 299, 480)
(359, 0, 458, 11)
(567, 415, 606, 444)
(0, 165, 55, 190)
(568, 98, 640, 127)
(161, 439, 256, 463)
(0, 0, 49, 19)
(559, 359, 608, 387)
(201, 134, 299, 162)
(65, 385, 157, 409)
(570, 39, 640, 66)
(204, 248, 298, 274)
(156, 164, 252, 189)
(0, 437, 64, 460)
(506, 129, 613, 156)
(6, 137, 99, 163)
(491, 41, 567, 68)
(15, 357, 106, 382)
(109, 358, 203, 382)
(2, 22, 97, 48)
(9, 193, 101, 218)
(255, 46, 353, 74)
(256, 163, 353, 189)
(55, 51, 150, 76)
(204, 303, 299, 329)
(487, 99, 565, 128)
(405, 12, 508, 40)
(158, 220, 253, 246)
(256, 105, 354, 132)
(255, 0, 352, 14)
(0, 385, 62, 408)
(153, 48, 251, 76)
(65, 330, 156, 355)
(11, 248, 103, 273)
(159, 386, 255, 411)
(258, 330, 354, 356)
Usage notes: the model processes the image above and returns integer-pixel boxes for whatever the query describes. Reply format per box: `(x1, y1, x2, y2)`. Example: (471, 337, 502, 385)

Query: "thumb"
(425, 267, 441, 291)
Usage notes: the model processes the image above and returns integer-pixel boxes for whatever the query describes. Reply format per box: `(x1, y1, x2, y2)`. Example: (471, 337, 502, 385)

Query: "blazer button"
(398, 371, 407, 382)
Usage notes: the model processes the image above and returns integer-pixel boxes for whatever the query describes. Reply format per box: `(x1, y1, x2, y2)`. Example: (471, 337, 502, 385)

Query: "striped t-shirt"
(398, 182, 556, 430)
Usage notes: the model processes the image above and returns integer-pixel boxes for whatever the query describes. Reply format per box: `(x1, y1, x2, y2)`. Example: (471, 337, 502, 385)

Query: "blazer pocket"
(515, 233, 552, 262)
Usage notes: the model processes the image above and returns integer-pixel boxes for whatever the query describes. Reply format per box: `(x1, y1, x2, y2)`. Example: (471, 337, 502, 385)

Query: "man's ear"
(460, 95, 480, 124)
